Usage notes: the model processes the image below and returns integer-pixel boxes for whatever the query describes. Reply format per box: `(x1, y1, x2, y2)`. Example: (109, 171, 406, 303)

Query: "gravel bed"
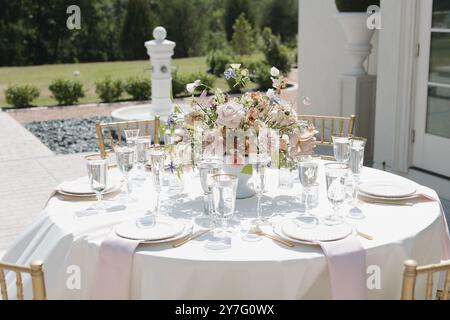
(25, 116, 114, 154)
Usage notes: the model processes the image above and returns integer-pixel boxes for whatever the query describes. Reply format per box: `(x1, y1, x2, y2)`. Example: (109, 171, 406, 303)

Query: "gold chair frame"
(95, 117, 160, 159)
(401, 259, 450, 300)
(298, 114, 356, 146)
(0, 260, 46, 300)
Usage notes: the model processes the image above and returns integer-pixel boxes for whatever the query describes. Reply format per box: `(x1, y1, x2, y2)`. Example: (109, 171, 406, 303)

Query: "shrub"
(207, 50, 232, 77)
(172, 71, 186, 97)
(262, 27, 292, 75)
(231, 13, 254, 56)
(124, 77, 151, 101)
(95, 77, 124, 102)
(335, 0, 380, 12)
(49, 79, 85, 105)
(5, 84, 40, 108)
(251, 62, 273, 91)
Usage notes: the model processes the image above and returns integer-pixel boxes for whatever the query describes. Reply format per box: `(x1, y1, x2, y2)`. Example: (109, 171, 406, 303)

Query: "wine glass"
(348, 137, 367, 220)
(211, 174, 238, 249)
(197, 159, 222, 228)
(85, 154, 108, 214)
(124, 129, 140, 147)
(297, 161, 319, 228)
(135, 136, 151, 179)
(324, 163, 348, 225)
(332, 133, 351, 164)
(115, 145, 135, 204)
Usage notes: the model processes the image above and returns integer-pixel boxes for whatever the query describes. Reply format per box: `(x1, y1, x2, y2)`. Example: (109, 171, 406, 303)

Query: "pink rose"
(289, 129, 316, 159)
(216, 101, 245, 129)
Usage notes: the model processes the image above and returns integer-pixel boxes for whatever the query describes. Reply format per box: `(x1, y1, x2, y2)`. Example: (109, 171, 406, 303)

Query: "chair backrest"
(298, 114, 356, 146)
(95, 117, 160, 159)
(401, 259, 450, 300)
(0, 260, 46, 300)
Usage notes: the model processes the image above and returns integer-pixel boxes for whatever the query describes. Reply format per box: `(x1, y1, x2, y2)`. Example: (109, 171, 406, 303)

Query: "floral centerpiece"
(166, 64, 316, 198)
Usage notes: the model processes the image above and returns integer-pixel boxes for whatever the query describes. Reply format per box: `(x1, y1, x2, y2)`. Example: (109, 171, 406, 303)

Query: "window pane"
(429, 33, 450, 85)
(426, 86, 450, 138)
(432, 0, 450, 28)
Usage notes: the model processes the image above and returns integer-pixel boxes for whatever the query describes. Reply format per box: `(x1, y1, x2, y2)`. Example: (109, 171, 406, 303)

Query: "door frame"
(412, 0, 450, 178)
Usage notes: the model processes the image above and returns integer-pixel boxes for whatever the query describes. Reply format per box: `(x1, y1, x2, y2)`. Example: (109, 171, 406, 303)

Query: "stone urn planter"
(335, 0, 379, 76)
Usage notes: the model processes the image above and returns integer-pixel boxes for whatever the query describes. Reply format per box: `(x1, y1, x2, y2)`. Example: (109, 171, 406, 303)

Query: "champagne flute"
(149, 146, 166, 214)
(348, 137, 367, 220)
(297, 160, 319, 228)
(135, 136, 151, 179)
(115, 145, 135, 204)
(324, 163, 348, 225)
(85, 154, 108, 214)
(211, 174, 238, 249)
(197, 159, 222, 228)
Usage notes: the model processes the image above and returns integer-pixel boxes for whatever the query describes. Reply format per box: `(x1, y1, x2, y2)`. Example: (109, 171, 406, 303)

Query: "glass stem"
(353, 176, 359, 207)
(207, 193, 213, 218)
(304, 188, 310, 215)
(156, 189, 161, 214)
(256, 194, 262, 223)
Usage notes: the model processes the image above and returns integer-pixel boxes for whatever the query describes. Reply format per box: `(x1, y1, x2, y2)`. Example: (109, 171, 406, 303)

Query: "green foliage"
(261, 28, 292, 75)
(207, 50, 233, 76)
(224, 0, 255, 41)
(262, 0, 298, 42)
(49, 79, 85, 105)
(186, 73, 217, 94)
(124, 77, 151, 101)
(335, 0, 380, 12)
(172, 71, 186, 97)
(121, 0, 155, 60)
(95, 77, 124, 102)
(231, 14, 254, 56)
(250, 61, 273, 91)
(5, 85, 40, 108)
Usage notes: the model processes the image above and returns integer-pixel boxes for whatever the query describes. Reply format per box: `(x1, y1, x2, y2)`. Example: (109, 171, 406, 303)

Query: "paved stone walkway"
(0, 111, 88, 254)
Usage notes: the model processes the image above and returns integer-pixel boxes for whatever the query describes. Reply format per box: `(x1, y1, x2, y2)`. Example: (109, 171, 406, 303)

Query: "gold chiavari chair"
(401, 259, 450, 300)
(298, 114, 356, 160)
(0, 260, 46, 300)
(95, 117, 161, 159)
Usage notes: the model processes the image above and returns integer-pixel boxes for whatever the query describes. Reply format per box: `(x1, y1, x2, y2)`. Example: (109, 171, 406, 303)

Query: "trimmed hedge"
(124, 77, 151, 101)
(49, 79, 85, 105)
(95, 77, 123, 102)
(5, 84, 40, 108)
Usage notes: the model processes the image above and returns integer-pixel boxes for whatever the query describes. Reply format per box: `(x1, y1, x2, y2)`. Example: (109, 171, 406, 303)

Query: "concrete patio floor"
(0, 106, 449, 258)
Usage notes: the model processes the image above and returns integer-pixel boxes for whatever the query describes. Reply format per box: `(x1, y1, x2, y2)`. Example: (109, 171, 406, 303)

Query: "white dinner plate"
(57, 184, 122, 198)
(115, 216, 186, 241)
(358, 181, 416, 199)
(358, 191, 418, 201)
(142, 222, 193, 244)
(59, 177, 121, 195)
(281, 219, 353, 243)
(273, 223, 319, 246)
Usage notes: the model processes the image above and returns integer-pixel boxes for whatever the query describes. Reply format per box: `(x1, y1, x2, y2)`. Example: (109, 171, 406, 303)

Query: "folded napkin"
(91, 233, 140, 300)
(319, 236, 367, 300)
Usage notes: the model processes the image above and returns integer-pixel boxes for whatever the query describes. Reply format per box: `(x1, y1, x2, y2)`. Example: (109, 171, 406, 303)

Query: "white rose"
(266, 88, 276, 99)
(270, 66, 280, 77)
(230, 64, 241, 70)
(186, 80, 201, 94)
(216, 102, 245, 129)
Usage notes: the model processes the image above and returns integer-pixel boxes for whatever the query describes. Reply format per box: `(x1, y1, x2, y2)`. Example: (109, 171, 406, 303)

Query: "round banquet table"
(3, 161, 449, 300)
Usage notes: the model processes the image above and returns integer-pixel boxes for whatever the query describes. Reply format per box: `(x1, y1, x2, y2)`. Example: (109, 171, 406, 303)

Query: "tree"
(231, 14, 254, 56)
(224, 0, 255, 41)
(261, 27, 292, 74)
(262, 0, 298, 43)
(121, 0, 155, 60)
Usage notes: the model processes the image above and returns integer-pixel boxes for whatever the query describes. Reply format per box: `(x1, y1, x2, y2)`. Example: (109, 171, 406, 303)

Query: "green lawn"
(0, 56, 228, 108)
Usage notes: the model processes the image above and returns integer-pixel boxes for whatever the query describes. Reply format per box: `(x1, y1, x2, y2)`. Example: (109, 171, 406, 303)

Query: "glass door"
(413, 0, 450, 177)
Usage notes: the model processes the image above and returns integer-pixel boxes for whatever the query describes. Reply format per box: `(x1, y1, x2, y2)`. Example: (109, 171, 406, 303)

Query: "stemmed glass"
(124, 129, 140, 147)
(211, 174, 238, 249)
(324, 163, 348, 225)
(297, 161, 319, 228)
(252, 154, 270, 225)
(332, 133, 351, 164)
(135, 136, 151, 179)
(348, 137, 367, 220)
(85, 154, 108, 214)
(197, 159, 223, 228)
(115, 145, 135, 204)
(149, 146, 166, 215)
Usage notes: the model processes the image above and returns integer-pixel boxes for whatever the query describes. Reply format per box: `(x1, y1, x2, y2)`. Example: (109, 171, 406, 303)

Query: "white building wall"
(297, 0, 378, 115)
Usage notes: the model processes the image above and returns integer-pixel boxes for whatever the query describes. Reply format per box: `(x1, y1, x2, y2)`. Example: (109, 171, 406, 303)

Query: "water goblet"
(297, 161, 319, 228)
(197, 159, 223, 228)
(124, 129, 140, 147)
(85, 154, 108, 214)
(211, 174, 238, 249)
(348, 137, 367, 220)
(324, 163, 348, 225)
(115, 145, 135, 204)
(332, 133, 351, 164)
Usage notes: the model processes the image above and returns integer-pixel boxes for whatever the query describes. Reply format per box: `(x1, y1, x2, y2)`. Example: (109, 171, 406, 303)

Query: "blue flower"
(167, 114, 176, 127)
(224, 68, 237, 81)
(167, 161, 176, 174)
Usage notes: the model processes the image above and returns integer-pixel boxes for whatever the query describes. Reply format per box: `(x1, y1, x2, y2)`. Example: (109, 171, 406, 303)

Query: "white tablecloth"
(3, 163, 449, 299)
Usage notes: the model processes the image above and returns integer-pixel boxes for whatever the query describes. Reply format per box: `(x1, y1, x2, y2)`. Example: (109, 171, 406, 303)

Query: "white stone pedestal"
(145, 27, 176, 119)
(340, 75, 377, 164)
